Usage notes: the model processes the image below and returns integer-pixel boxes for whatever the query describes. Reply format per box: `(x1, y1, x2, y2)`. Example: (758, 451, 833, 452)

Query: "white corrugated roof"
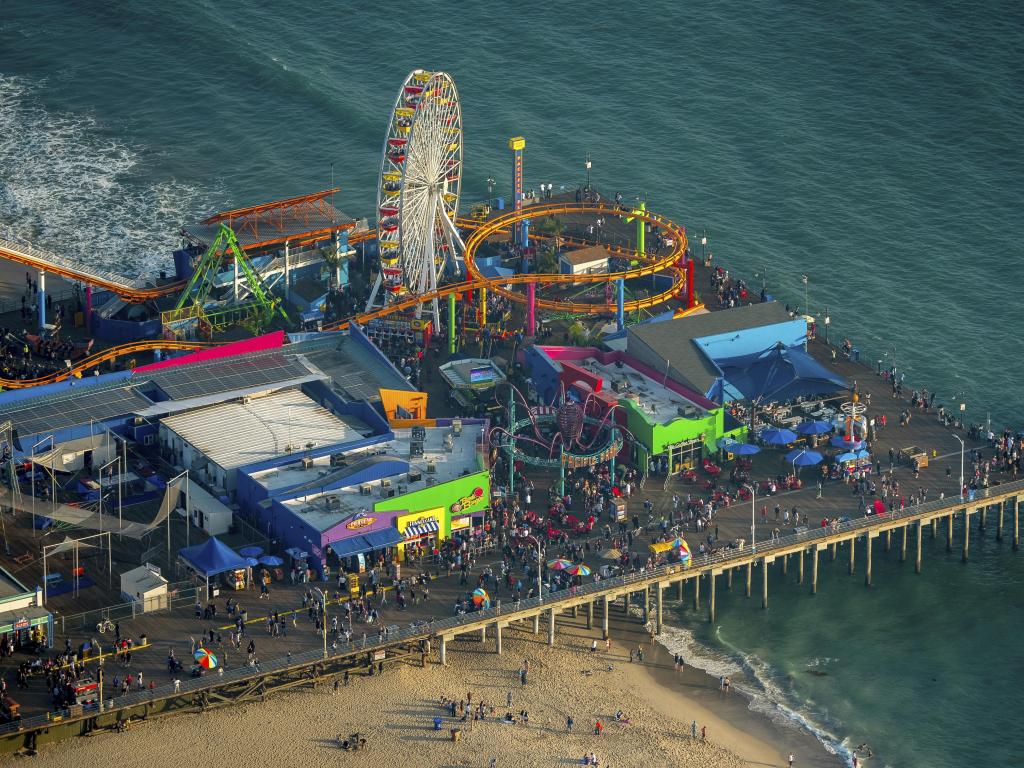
(160, 389, 366, 471)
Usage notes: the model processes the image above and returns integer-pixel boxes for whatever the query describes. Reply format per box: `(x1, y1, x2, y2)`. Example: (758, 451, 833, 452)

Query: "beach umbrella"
(854, 449, 871, 460)
(730, 442, 761, 456)
(677, 538, 692, 563)
(836, 451, 858, 463)
(785, 449, 824, 467)
(547, 558, 573, 571)
(244, 556, 259, 567)
(716, 437, 738, 450)
(194, 648, 218, 669)
(258, 555, 284, 567)
(830, 435, 864, 450)
(795, 420, 832, 436)
(239, 546, 263, 557)
(565, 563, 592, 577)
(760, 428, 797, 446)
(471, 588, 490, 608)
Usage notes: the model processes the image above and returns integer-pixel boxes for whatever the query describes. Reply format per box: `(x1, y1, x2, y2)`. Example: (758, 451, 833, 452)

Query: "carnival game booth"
(178, 537, 250, 596)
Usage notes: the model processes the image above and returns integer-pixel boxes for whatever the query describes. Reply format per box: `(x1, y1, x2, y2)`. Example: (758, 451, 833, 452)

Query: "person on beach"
(701, 725, 707, 740)
(567, 715, 574, 731)
(788, 753, 795, 767)
(691, 720, 697, 738)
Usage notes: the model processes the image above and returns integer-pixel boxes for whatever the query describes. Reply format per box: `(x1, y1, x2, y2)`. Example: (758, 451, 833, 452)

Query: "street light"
(742, 483, 757, 553)
(953, 434, 965, 499)
(536, 539, 545, 605)
(585, 154, 592, 192)
(824, 308, 830, 345)
(312, 586, 329, 659)
(800, 274, 808, 315)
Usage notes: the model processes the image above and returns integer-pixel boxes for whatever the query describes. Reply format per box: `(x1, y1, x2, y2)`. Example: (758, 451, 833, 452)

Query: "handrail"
(1, 481, 1016, 738)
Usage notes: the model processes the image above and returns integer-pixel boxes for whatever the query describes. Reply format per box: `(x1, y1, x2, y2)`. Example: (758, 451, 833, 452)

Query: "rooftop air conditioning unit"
(678, 405, 698, 417)
(134, 416, 145, 426)
(381, 478, 392, 488)
(451, 419, 462, 436)
(426, 462, 437, 474)
(380, 487, 396, 499)
(324, 496, 340, 509)
(330, 453, 346, 467)
(359, 484, 372, 496)
(301, 457, 314, 470)
(410, 440, 424, 459)
(612, 379, 629, 393)
(407, 469, 423, 483)
(625, 393, 641, 403)
(426, 477, 437, 487)
(397, 484, 407, 494)
(443, 434, 454, 452)
(411, 426, 426, 441)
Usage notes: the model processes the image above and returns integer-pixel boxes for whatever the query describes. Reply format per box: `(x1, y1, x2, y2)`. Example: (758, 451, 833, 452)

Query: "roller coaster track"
(0, 204, 689, 389)
(0, 340, 215, 390)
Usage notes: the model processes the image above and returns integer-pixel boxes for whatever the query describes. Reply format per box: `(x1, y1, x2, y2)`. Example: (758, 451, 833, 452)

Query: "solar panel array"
(148, 353, 314, 401)
(4, 386, 151, 437)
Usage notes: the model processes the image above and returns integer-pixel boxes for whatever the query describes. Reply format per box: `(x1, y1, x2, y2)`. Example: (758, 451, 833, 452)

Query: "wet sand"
(31, 613, 838, 768)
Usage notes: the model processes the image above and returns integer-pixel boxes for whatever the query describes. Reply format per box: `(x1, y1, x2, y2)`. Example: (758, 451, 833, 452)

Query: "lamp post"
(953, 434, 965, 499)
(585, 154, 592, 192)
(486, 176, 495, 204)
(536, 539, 545, 605)
(824, 308, 830, 345)
(701, 231, 708, 265)
(800, 274, 808, 315)
(312, 586, 328, 659)
(743, 483, 756, 553)
(29, 435, 55, 538)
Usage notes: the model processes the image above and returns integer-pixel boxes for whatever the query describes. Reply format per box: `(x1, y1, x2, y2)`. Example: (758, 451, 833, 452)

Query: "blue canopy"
(785, 448, 824, 466)
(717, 343, 847, 403)
(795, 420, 833, 436)
(855, 449, 871, 459)
(329, 528, 404, 560)
(730, 442, 761, 455)
(836, 451, 858, 462)
(716, 437, 738, 450)
(239, 545, 263, 557)
(179, 537, 249, 578)
(761, 428, 798, 445)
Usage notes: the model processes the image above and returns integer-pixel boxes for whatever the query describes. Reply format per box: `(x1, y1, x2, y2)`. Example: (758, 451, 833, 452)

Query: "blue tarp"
(179, 537, 249, 578)
(717, 343, 847, 403)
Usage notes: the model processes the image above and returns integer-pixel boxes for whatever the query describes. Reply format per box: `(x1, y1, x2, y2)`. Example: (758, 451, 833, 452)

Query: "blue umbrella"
(785, 448, 824, 466)
(854, 449, 871, 459)
(795, 420, 832, 436)
(716, 437, 738, 450)
(244, 556, 259, 567)
(830, 435, 863, 450)
(836, 451, 858, 462)
(258, 555, 284, 567)
(239, 545, 263, 557)
(730, 442, 761, 456)
(760, 428, 797, 446)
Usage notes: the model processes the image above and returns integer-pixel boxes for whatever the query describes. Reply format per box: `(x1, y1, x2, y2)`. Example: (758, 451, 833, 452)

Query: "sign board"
(12, 618, 30, 631)
(373, 649, 386, 661)
(469, 366, 495, 385)
(347, 573, 361, 596)
(346, 515, 377, 531)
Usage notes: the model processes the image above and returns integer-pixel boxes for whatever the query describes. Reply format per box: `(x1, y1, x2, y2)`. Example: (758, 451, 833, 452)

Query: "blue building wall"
(522, 346, 562, 405)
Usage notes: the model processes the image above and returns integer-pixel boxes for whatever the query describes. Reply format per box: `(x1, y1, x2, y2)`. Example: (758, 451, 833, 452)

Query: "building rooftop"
(572, 357, 710, 421)
(289, 334, 414, 403)
(627, 302, 792, 393)
(255, 423, 486, 532)
(161, 388, 374, 472)
(0, 566, 30, 600)
(561, 245, 610, 267)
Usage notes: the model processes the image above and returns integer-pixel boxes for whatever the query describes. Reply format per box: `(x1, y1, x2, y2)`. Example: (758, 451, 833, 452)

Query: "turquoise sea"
(1, 2, 1022, 765)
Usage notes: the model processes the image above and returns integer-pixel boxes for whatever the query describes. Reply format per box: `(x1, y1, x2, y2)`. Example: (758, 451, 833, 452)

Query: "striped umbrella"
(547, 558, 573, 571)
(566, 563, 591, 577)
(472, 587, 490, 607)
(193, 648, 218, 669)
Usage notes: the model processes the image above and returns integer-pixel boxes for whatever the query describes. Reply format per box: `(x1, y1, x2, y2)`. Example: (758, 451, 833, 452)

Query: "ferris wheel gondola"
(367, 69, 465, 329)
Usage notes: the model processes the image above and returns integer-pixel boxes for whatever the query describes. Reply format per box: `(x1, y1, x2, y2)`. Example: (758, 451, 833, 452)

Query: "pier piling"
(848, 536, 856, 575)
(915, 521, 923, 573)
(726, 568, 733, 590)
(677, 579, 684, 601)
(885, 529, 892, 552)
(997, 501, 1004, 541)
(900, 525, 908, 562)
(781, 554, 788, 576)
(865, 534, 874, 586)
(602, 595, 610, 640)
(931, 518, 937, 539)
(587, 601, 594, 630)
(548, 608, 556, 646)
(693, 575, 701, 611)
(947, 514, 954, 552)
(963, 510, 971, 563)
(440, 636, 447, 666)
(495, 623, 502, 655)
(656, 586, 664, 633)
(830, 542, 837, 561)
(745, 562, 752, 598)
(761, 558, 770, 609)
(533, 613, 539, 635)
(798, 548, 805, 585)
(1014, 500, 1020, 551)
(709, 571, 716, 623)
(811, 546, 819, 594)
(980, 506, 987, 531)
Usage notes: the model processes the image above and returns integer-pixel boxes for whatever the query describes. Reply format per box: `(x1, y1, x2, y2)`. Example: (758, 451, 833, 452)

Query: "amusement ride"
(0, 68, 701, 390)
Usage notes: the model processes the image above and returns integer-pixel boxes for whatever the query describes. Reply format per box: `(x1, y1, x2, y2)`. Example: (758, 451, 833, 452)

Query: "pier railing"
(1, 480, 1019, 738)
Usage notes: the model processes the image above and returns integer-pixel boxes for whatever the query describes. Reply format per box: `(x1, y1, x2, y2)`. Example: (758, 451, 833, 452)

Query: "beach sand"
(30, 615, 837, 768)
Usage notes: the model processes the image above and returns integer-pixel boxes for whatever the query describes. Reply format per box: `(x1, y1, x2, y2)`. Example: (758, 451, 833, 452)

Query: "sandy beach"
(30, 613, 838, 768)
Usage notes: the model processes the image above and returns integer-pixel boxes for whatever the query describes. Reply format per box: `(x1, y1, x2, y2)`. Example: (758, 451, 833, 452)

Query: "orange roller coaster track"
(0, 203, 689, 388)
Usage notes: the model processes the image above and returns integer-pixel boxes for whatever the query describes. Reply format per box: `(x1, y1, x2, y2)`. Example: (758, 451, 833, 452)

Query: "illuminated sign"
(345, 515, 377, 531)
(450, 487, 485, 514)
(469, 366, 495, 385)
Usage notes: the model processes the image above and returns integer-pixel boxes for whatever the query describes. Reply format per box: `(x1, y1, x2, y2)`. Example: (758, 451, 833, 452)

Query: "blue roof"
(179, 537, 249, 577)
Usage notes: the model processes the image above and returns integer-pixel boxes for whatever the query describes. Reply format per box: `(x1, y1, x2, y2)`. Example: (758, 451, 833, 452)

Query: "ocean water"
(1, 1, 1022, 764)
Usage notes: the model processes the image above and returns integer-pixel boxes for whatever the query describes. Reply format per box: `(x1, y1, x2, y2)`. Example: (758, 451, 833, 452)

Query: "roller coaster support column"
(559, 444, 566, 497)
(447, 292, 457, 356)
(509, 137, 526, 246)
(526, 282, 536, 337)
(616, 278, 625, 331)
(480, 286, 487, 327)
(686, 257, 696, 308)
(284, 240, 291, 303)
(37, 270, 46, 331)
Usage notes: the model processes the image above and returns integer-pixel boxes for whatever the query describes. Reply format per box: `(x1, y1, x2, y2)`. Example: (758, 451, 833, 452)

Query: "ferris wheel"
(368, 69, 465, 328)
